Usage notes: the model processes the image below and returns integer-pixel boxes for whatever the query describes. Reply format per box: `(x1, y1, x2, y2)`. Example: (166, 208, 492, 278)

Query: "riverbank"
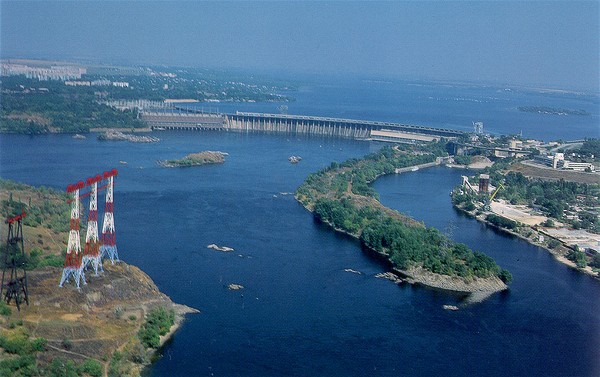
(0, 180, 198, 376)
(0, 263, 199, 376)
(317, 214, 507, 294)
(453, 204, 599, 280)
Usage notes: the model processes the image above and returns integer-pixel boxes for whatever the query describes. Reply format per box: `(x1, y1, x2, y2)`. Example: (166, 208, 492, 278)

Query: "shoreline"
(309, 208, 507, 294)
(452, 204, 600, 280)
(158, 303, 200, 348)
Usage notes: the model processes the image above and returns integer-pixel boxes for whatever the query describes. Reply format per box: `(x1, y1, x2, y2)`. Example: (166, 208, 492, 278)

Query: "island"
(518, 106, 590, 116)
(0, 180, 198, 376)
(98, 130, 159, 143)
(157, 151, 227, 167)
(295, 143, 512, 294)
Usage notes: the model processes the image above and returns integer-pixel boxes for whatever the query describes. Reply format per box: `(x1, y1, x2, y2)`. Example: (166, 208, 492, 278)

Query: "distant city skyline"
(1, 1, 598, 92)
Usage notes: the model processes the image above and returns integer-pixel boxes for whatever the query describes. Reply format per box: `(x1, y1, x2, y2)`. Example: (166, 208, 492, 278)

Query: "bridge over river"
(141, 110, 464, 142)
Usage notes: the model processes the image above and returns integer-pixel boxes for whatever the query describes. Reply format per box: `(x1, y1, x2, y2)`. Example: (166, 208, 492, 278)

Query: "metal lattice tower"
(82, 176, 103, 276)
(100, 170, 119, 264)
(1, 212, 29, 311)
(59, 182, 86, 288)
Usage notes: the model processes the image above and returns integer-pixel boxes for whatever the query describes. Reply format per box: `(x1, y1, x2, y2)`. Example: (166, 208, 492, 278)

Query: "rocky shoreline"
(308, 211, 507, 294)
(98, 130, 160, 143)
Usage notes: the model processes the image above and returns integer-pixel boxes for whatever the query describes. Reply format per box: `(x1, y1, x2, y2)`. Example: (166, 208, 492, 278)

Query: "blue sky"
(1, 1, 598, 91)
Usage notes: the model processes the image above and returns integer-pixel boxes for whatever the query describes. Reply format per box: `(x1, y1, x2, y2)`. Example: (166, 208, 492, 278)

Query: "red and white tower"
(59, 181, 87, 288)
(100, 169, 119, 263)
(82, 175, 103, 275)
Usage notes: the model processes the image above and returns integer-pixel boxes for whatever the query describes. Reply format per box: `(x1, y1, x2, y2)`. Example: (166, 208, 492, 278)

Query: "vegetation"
(0, 325, 102, 376)
(138, 307, 175, 349)
(490, 172, 599, 232)
(0, 179, 72, 232)
(1, 76, 145, 134)
(1, 70, 295, 134)
(453, 155, 471, 165)
(576, 138, 600, 160)
(296, 143, 511, 284)
(159, 151, 226, 167)
(566, 250, 588, 269)
(486, 214, 518, 230)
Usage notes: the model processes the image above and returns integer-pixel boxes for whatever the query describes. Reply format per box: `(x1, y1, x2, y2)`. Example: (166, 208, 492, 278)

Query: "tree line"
(296, 143, 512, 284)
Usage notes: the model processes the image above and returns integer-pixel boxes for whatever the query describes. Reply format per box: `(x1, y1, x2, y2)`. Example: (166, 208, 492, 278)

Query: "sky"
(1, 1, 599, 92)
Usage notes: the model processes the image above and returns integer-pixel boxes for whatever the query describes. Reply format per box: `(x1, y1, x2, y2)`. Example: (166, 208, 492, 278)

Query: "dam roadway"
(140, 110, 465, 142)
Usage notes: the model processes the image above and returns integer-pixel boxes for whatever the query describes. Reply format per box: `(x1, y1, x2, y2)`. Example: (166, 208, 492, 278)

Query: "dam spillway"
(140, 110, 464, 142)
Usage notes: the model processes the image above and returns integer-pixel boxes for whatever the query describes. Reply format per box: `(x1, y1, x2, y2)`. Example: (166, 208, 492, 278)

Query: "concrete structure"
(479, 174, 490, 193)
(532, 153, 594, 171)
(141, 110, 464, 141)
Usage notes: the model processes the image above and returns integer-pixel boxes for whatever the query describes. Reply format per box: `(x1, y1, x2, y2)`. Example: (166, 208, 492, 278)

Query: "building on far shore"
(532, 153, 595, 172)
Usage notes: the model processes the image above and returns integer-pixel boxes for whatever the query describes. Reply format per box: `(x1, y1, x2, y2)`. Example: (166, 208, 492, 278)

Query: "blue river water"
(190, 77, 599, 141)
(0, 79, 599, 376)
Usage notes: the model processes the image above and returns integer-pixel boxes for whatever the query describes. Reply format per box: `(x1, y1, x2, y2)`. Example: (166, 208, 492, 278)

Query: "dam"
(140, 110, 464, 142)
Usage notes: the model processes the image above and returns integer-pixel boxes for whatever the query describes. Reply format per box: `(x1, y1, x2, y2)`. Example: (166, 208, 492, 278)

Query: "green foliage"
(79, 359, 103, 377)
(486, 214, 518, 230)
(577, 138, 600, 159)
(547, 239, 561, 249)
(567, 250, 587, 268)
(138, 307, 175, 349)
(298, 144, 509, 282)
(0, 179, 72, 233)
(0, 301, 11, 316)
(487, 172, 599, 232)
(0, 73, 294, 134)
(591, 254, 600, 269)
(453, 155, 471, 165)
(61, 338, 73, 350)
(0, 334, 49, 376)
(108, 351, 131, 377)
(499, 269, 513, 284)
(0, 355, 37, 377)
(45, 358, 79, 377)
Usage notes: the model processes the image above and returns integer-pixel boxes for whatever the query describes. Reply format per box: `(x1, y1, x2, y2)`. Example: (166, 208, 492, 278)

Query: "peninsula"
(158, 151, 227, 167)
(295, 143, 512, 294)
(0, 180, 198, 376)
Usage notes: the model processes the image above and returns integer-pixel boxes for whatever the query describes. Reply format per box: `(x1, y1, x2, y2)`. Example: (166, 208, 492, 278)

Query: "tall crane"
(484, 183, 504, 211)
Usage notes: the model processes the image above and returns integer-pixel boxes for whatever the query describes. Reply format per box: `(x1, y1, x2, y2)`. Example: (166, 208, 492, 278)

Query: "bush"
(547, 239, 561, 249)
(499, 269, 513, 284)
(138, 307, 175, 349)
(591, 253, 600, 269)
(567, 250, 587, 268)
(79, 359, 103, 377)
(61, 338, 73, 350)
(486, 214, 518, 230)
(0, 301, 11, 316)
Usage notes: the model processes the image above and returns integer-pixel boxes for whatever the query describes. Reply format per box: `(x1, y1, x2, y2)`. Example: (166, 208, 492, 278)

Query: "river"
(0, 78, 599, 376)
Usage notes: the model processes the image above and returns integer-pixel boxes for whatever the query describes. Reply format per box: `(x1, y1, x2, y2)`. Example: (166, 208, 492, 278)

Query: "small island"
(158, 151, 227, 167)
(98, 130, 159, 143)
(518, 106, 590, 116)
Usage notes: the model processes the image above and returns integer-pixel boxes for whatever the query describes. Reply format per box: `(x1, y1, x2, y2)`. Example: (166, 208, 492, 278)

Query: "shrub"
(61, 338, 73, 350)
(0, 301, 11, 316)
(79, 359, 103, 377)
